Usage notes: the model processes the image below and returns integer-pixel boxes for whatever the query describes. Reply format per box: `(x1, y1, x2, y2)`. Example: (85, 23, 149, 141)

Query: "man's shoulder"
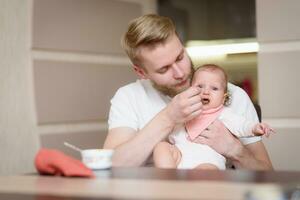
(116, 79, 147, 95)
(118, 79, 141, 90)
(228, 82, 244, 94)
(113, 79, 157, 102)
(227, 82, 248, 100)
(227, 82, 252, 110)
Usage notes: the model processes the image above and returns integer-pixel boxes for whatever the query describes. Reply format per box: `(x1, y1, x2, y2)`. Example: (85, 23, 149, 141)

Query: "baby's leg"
(153, 141, 181, 168)
(195, 163, 219, 170)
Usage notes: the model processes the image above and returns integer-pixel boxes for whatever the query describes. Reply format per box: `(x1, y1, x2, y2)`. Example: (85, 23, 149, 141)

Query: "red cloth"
(35, 148, 94, 178)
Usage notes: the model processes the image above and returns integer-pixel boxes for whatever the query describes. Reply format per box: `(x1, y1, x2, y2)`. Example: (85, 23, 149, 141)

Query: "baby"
(153, 64, 274, 170)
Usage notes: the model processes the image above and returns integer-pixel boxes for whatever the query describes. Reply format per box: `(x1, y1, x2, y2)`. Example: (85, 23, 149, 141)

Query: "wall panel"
(0, 0, 40, 175)
(34, 61, 136, 124)
(256, 0, 300, 42)
(33, 0, 141, 54)
(263, 129, 300, 171)
(258, 50, 300, 118)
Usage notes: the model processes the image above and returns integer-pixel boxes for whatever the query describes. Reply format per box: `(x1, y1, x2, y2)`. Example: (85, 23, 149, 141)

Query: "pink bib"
(185, 105, 224, 141)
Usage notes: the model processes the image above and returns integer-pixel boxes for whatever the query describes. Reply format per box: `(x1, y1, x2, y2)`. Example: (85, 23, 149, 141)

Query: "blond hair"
(121, 14, 176, 66)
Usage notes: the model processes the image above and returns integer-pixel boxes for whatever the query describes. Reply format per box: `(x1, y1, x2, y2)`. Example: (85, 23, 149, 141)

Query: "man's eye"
(157, 67, 168, 74)
(198, 85, 203, 88)
(212, 87, 219, 91)
(176, 54, 184, 62)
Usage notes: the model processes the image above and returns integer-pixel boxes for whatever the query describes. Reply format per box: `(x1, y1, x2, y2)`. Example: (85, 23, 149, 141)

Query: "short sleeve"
(239, 136, 261, 145)
(108, 87, 139, 131)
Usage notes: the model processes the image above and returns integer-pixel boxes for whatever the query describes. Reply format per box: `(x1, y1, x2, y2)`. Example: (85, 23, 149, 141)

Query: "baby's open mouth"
(201, 98, 210, 105)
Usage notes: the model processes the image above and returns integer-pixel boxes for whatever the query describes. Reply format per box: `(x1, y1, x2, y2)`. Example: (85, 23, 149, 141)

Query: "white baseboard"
(263, 118, 300, 129)
(38, 121, 107, 135)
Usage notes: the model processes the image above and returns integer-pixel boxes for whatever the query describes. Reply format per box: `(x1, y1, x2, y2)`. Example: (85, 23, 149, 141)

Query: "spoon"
(63, 142, 82, 153)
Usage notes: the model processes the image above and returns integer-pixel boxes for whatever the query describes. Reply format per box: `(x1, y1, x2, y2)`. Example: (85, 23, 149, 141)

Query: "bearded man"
(103, 14, 272, 170)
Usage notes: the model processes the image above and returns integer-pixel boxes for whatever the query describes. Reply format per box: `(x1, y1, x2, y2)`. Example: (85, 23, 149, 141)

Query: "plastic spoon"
(63, 142, 82, 153)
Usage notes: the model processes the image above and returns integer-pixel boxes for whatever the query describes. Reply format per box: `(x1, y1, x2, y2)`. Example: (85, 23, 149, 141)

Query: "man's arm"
(103, 110, 175, 167)
(104, 87, 202, 167)
(194, 120, 273, 170)
(230, 140, 273, 170)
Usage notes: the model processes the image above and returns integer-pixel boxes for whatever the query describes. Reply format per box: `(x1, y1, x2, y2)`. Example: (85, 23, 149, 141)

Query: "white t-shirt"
(108, 79, 261, 145)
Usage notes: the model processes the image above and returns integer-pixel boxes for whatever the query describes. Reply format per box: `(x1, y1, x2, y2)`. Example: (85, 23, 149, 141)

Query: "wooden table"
(0, 167, 300, 200)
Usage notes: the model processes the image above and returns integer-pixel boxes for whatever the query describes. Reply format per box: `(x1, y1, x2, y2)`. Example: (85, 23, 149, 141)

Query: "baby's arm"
(220, 107, 275, 138)
(219, 107, 258, 137)
(252, 123, 275, 137)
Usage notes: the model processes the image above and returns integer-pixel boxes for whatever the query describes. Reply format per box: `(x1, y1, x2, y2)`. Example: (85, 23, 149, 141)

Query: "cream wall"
(32, 0, 157, 159)
(256, 0, 300, 170)
(0, 0, 40, 175)
(0, 0, 156, 174)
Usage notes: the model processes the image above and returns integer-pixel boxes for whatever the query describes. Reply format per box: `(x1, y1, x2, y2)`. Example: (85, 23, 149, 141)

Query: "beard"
(152, 65, 195, 97)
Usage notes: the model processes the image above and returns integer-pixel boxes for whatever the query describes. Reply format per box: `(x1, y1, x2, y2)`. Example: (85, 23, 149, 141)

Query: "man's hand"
(193, 120, 273, 170)
(165, 86, 203, 125)
(192, 120, 241, 158)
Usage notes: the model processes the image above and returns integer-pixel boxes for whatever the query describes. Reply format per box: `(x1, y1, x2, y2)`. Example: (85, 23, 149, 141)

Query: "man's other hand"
(192, 120, 241, 158)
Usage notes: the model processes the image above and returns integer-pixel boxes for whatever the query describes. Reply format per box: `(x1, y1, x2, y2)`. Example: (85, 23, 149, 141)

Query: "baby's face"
(192, 70, 226, 110)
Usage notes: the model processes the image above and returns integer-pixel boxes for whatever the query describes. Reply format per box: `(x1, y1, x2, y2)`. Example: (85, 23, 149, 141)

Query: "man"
(103, 14, 273, 170)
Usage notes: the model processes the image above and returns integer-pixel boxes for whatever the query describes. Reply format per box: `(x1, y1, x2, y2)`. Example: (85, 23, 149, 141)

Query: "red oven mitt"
(35, 148, 94, 178)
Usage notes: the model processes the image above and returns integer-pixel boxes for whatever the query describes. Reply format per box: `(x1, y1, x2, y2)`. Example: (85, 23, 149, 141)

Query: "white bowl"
(81, 149, 114, 170)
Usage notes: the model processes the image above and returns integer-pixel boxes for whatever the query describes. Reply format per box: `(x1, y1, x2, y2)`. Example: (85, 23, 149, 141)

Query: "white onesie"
(171, 107, 258, 169)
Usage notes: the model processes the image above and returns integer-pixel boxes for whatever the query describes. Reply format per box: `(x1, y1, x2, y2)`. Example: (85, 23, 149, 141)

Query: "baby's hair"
(195, 64, 231, 106)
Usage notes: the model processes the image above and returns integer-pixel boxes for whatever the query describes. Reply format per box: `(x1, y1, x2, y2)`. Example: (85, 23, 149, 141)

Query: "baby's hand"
(253, 122, 275, 137)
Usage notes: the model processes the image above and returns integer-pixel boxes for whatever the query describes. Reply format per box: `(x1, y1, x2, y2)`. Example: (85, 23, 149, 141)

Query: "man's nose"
(172, 64, 184, 79)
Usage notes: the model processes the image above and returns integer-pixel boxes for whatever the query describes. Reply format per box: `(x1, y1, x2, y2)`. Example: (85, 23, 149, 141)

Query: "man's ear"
(133, 65, 147, 79)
